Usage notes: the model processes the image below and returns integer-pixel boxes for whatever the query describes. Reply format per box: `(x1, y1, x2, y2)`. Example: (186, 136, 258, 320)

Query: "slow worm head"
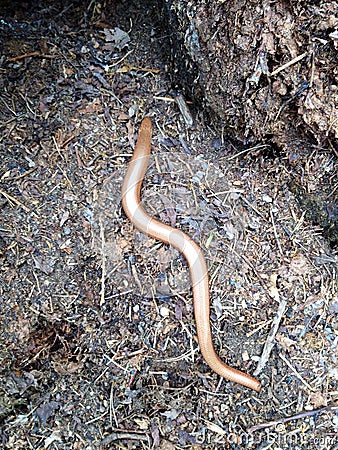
(121, 117, 261, 392)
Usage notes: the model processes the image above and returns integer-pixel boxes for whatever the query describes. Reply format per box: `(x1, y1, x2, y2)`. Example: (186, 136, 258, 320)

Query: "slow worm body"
(121, 117, 261, 392)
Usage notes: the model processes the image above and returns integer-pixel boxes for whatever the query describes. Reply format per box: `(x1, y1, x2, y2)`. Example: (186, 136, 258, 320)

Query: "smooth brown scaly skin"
(122, 117, 261, 392)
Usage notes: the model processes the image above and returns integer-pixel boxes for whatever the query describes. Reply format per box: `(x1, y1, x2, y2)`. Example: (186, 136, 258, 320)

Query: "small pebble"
(160, 306, 170, 317)
(242, 350, 250, 361)
(63, 226, 71, 235)
(262, 194, 273, 203)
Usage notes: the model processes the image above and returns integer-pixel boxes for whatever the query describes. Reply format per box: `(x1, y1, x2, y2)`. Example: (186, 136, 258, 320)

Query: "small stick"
(8, 51, 40, 61)
(240, 195, 268, 221)
(52, 136, 63, 160)
(254, 297, 287, 376)
(8, 52, 57, 61)
(1, 167, 37, 181)
(326, 182, 338, 199)
(153, 95, 175, 102)
(102, 431, 150, 445)
(0, 188, 31, 213)
(173, 91, 194, 127)
(131, 264, 143, 293)
(226, 144, 269, 161)
(109, 384, 118, 429)
(60, 134, 75, 148)
(270, 52, 308, 76)
(278, 352, 315, 392)
(248, 404, 338, 433)
(110, 49, 134, 67)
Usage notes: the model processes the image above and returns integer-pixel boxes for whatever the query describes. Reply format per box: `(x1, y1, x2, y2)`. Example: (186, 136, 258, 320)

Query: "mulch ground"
(0, 1, 337, 449)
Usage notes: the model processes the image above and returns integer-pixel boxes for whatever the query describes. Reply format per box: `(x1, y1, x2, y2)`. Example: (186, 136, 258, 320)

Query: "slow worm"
(121, 117, 261, 392)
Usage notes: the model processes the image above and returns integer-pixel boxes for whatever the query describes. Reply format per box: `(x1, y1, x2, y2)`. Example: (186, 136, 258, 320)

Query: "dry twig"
(278, 352, 315, 392)
(254, 296, 287, 376)
(0, 188, 32, 213)
(270, 52, 308, 76)
(102, 430, 150, 445)
(248, 404, 338, 433)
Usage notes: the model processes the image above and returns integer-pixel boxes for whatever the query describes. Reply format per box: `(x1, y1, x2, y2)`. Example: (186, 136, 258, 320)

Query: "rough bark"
(163, 0, 337, 148)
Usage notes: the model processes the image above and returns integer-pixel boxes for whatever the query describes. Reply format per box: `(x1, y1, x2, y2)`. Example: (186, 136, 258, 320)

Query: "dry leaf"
(103, 27, 130, 51)
(309, 392, 328, 409)
(134, 417, 149, 430)
(275, 333, 297, 351)
(36, 401, 60, 424)
(53, 360, 84, 375)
